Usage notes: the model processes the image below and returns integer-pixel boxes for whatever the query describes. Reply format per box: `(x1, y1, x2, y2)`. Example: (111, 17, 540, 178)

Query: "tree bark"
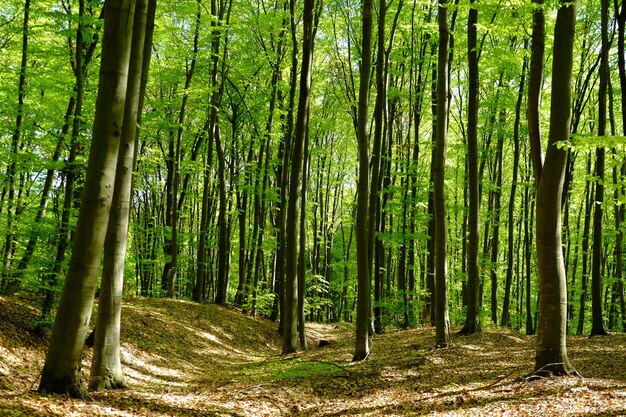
(90, 0, 152, 391)
(459, 0, 480, 336)
(502, 44, 527, 328)
(590, 0, 609, 337)
(434, 0, 451, 348)
(531, 0, 578, 376)
(283, 0, 317, 354)
(38, 0, 135, 397)
(353, 0, 373, 361)
(576, 156, 593, 335)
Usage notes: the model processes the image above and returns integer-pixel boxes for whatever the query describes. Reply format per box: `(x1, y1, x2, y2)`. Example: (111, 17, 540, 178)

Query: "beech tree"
(282, 0, 319, 354)
(459, 0, 480, 336)
(90, 0, 154, 391)
(433, 0, 451, 348)
(38, 0, 135, 397)
(589, 0, 609, 337)
(529, 0, 578, 377)
(353, 0, 373, 361)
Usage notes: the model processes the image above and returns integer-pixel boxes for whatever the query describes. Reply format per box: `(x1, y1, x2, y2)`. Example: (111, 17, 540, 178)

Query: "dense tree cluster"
(0, 0, 623, 396)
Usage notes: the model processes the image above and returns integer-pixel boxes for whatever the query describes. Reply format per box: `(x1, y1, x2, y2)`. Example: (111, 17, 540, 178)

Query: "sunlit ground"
(1, 296, 625, 416)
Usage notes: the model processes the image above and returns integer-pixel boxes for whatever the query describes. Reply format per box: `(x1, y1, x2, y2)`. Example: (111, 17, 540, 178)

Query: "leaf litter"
(1, 295, 625, 416)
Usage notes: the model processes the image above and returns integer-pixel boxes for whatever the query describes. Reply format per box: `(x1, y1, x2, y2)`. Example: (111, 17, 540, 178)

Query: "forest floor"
(1, 296, 625, 416)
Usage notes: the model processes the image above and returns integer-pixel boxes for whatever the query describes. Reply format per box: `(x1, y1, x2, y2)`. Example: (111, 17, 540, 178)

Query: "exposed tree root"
(525, 362, 581, 381)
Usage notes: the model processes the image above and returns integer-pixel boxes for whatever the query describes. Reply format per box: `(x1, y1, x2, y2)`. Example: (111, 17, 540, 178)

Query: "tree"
(589, 0, 608, 337)
(38, 0, 135, 397)
(212, 0, 233, 305)
(530, 0, 578, 377)
(614, 0, 626, 333)
(353, 0, 373, 361)
(283, 0, 318, 354)
(433, 0, 451, 348)
(459, 0, 480, 336)
(90, 0, 154, 391)
(501, 44, 528, 328)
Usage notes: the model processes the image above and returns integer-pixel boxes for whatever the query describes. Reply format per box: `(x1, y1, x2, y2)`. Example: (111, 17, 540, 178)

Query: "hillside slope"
(1, 295, 626, 416)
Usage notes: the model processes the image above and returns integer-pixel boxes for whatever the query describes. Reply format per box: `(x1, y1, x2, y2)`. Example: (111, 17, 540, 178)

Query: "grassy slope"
(1, 295, 626, 416)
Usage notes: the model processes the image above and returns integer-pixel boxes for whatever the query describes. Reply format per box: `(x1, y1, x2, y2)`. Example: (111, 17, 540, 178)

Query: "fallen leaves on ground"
(1, 295, 625, 416)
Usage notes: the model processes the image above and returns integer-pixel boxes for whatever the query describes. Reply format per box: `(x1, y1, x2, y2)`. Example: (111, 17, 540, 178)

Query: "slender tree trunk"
(502, 45, 527, 328)
(577, 158, 593, 335)
(211, 0, 231, 304)
(298, 131, 309, 349)
(38, 0, 135, 397)
(531, 0, 578, 376)
(527, 0, 544, 183)
(489, 108, 505, 325)
(353, 0, 373, 361)
(434, 0, 451, 348)
(614, 0, 626, 332)
(283, 0, 317, 354)
(590, 0, 609, 337)
(459, 0, 480, 335)
(524, 183, 535, 335)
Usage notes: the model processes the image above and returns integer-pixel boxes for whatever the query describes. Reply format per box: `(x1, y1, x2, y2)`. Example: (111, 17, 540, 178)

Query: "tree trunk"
(577, 157, 593, 335)
(590, 0, 609, 337)
(90, 0, 152, 391)
(283, 0, 317, 353)
(502, 44, 527, 328)
(459, 0, 480, 335)
(353, 0, 373, 361)
(38, 0, 135, 397)
(531, 0, 578, 377)
(434, 0, 451, 348)
(489, 108, 505, 325)
(298, 131, 309, 349)
(614, 0, 626, 333)
(524, 182, 535, 335)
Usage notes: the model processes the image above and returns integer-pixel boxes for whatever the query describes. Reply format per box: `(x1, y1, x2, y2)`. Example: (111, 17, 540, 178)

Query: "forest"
(0, 0, 626, 414)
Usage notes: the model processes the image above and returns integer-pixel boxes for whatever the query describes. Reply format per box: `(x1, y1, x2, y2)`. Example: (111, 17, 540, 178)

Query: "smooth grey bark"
(90, 0, 152, 391)
(490, 108, 505, 325)
(38, 0, 135, 397)
(298, 131, 309, 349)
(531, 0, 578, 377)
(371, 0, 387, 335)
(576, 157, 593, 336)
